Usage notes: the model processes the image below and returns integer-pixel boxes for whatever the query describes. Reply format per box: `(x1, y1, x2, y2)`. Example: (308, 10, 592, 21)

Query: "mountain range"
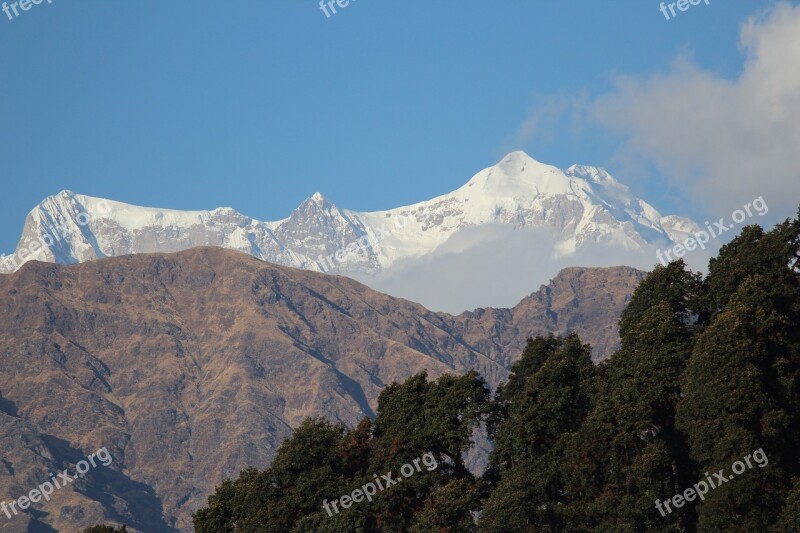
(0, 152, 686, 530)
(0, 248, 643, 531)
(1, 152, 697, 312)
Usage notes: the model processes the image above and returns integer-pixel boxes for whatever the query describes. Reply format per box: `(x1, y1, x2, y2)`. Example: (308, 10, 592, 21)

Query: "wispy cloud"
(515, 2, 800, 220)
(594, 2, 800, 216)
(509, 92, 590, 150)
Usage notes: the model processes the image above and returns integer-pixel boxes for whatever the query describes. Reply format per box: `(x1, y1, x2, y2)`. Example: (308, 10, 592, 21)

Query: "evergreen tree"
(489, 334, 594, 471)
(479, 334, 595, 531)
(367, 371, 490, 531)
(194, 372, 490, 532)
(557, 260, 702, 531)
(193, 418, 350, 532)
(676, 276, 795, 531)
(560, 303, 694, 532)
(619, 260, 704, 339)
(704, 215, 800, 320)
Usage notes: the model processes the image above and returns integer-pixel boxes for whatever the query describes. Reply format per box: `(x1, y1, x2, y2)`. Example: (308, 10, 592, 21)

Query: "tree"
(558, 303, 694, 531)
(704, 216, 800, 320)
(367, 371, 490, 531)
(194, 372, 490, 532)
(619, 260, 704, 339)
(489, 334, 594, 470)
(676, 276, 796, 531)
(193, 418, 349, 532)
(479, 334, 595, 531)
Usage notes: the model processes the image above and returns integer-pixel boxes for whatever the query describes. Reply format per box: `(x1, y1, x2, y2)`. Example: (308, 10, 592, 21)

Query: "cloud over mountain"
(2, 152, 697, 312)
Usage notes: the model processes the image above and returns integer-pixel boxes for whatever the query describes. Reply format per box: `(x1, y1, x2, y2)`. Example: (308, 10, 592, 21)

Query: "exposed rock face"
(451, 265, 645, 365)
(0, 248, 643, 531)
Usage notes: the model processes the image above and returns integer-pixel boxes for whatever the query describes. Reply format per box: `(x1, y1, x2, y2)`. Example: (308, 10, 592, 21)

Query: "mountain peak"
(497, 150, 552, 173)
(5, 154, 700, 284)
(501, 150, 535, 162)
(301, 192, 334, 210)
(460, 151, 574, 198)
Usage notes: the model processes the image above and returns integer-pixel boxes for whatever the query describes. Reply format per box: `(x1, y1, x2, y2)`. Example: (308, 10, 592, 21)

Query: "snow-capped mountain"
(1, 151, 700, 287)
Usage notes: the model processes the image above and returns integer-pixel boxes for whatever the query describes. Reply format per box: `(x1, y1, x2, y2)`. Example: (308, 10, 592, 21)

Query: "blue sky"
(0, 0, 788, 252)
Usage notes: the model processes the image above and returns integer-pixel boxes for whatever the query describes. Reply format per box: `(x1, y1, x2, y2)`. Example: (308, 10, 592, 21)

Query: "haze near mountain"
(2, 152, 700, 312)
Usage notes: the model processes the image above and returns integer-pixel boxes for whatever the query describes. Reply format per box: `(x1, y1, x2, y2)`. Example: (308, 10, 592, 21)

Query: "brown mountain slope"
(453, 265, 646, 366)
(0, 248, 643, 531)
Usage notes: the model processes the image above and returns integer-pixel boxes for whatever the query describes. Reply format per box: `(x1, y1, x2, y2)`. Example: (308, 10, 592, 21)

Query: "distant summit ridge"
(2, 152, 700, 279)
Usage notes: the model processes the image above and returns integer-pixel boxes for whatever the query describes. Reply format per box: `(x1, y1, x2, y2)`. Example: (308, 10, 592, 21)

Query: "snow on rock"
(2, 152, 701, 277)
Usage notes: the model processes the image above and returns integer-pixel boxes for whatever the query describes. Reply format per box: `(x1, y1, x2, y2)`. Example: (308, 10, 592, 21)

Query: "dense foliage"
(191, 210, 800, 532)
(193, 370, 490, 532)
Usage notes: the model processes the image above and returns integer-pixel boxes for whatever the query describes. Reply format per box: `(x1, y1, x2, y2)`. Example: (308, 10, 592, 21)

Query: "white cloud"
(592, 2, 800, 218)
(358, 224, 686, 314)
(507, 92, 590, 150)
